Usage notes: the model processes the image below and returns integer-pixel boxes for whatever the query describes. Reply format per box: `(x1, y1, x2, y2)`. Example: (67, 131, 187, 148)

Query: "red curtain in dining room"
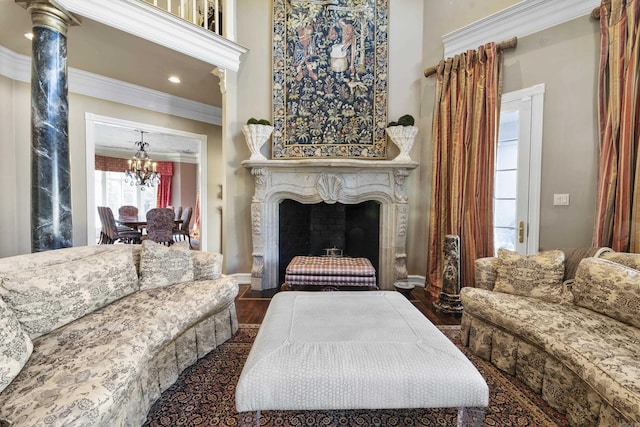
(593, 0, 640, 252)
(426, 42, 504, 296)
(155, 162, 174, 208)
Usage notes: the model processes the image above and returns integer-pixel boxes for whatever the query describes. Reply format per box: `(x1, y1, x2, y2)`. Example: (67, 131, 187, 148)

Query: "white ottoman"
(236, 291, 488, 425)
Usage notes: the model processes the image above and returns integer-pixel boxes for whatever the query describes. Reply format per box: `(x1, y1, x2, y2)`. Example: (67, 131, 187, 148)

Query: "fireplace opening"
(278, 200, 380, 286)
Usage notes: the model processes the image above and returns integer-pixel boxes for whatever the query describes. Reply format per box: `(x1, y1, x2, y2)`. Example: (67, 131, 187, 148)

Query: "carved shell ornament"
(316, 173, 344, 204)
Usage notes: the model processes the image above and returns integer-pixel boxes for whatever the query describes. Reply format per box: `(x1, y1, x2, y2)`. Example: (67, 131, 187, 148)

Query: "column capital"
(16, 0, 80, 35)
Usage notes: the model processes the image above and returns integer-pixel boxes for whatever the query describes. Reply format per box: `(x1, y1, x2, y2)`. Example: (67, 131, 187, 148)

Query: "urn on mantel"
(385, 125, 418, 162)
(242, 124, 274, 160)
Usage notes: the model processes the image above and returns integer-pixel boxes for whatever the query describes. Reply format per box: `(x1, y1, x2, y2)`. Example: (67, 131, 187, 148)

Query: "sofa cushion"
(0, 249, 139, 339)
(0, 275, 239, 426)
(191, 251, 223, 280)
(0, 298, 33, 393)
(573, 257, 640, 329)
(493, 249, 566, 303)
(139, 241, 194, 290)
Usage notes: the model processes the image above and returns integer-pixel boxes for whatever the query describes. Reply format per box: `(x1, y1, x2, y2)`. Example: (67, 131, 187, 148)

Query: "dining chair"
(99, 206, 142, 244)
(146, 208, 175, 246)
(172, 206, 193, 248)
(118, 205, 139, 221)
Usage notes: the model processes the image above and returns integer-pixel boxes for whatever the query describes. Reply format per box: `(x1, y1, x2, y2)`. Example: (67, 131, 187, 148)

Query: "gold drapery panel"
(426, 42, 504, 296)
(592, 0, 640, 252)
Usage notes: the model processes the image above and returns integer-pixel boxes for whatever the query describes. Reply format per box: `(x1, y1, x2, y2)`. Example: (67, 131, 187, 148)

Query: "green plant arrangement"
(387, 114, 415, 127)
(246, 118, 272, 126)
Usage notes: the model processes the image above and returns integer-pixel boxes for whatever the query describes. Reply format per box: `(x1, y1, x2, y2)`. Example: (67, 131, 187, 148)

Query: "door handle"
(518, 221, 525, 243)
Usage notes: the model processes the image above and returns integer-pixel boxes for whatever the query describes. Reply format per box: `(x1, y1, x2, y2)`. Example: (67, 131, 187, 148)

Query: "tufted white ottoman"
(236, 291, 488, 426)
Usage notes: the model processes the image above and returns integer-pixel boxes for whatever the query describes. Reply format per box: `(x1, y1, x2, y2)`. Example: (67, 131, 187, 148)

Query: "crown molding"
(0, 45, 221, 125)
(56, 0, 247, 72)
(95, 147, 200, 164)
(443, 0, 600, 58)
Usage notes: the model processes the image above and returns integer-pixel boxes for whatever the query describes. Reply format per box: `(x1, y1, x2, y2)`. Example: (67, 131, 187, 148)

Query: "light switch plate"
(553, 193, 569, 206)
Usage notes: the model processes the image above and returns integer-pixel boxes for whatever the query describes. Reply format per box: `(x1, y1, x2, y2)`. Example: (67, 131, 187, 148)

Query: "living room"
(3, 0, 638, 426)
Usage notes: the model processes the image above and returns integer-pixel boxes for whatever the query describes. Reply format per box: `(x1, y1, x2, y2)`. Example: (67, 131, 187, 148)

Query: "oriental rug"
(144, 324, 569, 426)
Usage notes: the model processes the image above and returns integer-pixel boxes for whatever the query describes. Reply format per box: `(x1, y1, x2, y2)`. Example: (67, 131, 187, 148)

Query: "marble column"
(19, 1, 79, 252)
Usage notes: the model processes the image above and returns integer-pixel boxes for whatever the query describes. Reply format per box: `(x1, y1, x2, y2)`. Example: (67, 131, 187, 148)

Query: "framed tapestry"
(272, 0, 389, 159)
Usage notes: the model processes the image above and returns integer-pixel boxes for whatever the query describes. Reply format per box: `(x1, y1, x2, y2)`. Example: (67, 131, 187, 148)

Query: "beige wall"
(229, 0, 425, 276)
(419, 2, 599, 269)
(1, 3, 602, 279)
(0, 76, 224, 256)
(171, 162, 198, 214)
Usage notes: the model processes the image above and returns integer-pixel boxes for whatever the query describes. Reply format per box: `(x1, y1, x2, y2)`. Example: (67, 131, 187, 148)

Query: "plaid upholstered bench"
(282, 255, 377, 290)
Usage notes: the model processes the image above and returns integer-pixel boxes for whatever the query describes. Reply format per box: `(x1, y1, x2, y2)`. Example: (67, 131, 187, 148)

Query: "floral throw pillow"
(573, 257, 640, 329)
(0, 249, 139, 339)
(493, 248, 566, 303)
(139, 240, 194, 290)
(191, 251, 223, 281)
(0, 297, 33, 393)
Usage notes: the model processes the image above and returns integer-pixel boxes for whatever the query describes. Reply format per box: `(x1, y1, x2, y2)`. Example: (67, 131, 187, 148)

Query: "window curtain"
(192, 189, 201, 240)
(593, 0, 640, 252)
(94, 155, 129, 172)
(426, 42, 504, 296)
(155, 162, 174, 208)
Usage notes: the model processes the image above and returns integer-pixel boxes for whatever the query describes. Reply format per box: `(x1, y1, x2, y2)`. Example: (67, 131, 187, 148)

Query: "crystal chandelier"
(124, 131, 160, 190)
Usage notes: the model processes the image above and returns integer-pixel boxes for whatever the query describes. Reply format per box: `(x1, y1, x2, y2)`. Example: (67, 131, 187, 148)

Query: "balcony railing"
(142, 0, 222, 36)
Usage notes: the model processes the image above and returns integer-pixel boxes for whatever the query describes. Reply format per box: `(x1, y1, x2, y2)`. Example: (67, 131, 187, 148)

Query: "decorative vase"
(242, 124, 274, 160)
(385, 125, 418, 162)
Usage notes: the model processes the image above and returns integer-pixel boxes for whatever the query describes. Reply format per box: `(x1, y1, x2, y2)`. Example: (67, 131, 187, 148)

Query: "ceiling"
(0, 0, 222, 154)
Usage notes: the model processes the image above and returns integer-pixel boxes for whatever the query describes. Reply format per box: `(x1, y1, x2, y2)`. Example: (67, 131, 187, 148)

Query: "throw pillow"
(139, 240, 194, 290)
(493, 248, 566, 303)
(191, 251, 223, 280)
(573, 257, 640, 329)
(0, 297, 33, 393)
(600, 251, 640, 271)
(0, 249, 138, 339)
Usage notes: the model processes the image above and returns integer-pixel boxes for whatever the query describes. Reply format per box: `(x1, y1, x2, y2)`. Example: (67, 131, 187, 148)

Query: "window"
(493, 84, 544, 255)
(494, 110, 519, 253)
(94, 171, 157, 241)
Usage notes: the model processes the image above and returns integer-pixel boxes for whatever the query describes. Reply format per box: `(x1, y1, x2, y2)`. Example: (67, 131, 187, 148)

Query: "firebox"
(278, 200, 380, 286)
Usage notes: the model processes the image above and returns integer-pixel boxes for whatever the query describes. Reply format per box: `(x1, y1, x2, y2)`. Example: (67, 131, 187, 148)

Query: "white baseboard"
(231, 272, 252, 285)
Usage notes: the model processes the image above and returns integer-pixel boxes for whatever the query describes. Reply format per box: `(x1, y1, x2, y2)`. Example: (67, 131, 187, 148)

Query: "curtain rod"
(423, 36, 518, 78)
(592, 7, 600, 20)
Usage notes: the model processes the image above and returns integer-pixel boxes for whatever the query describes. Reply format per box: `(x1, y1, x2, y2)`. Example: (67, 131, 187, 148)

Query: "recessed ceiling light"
(168, 76, 181, 84)
(24, 33, 34, 40)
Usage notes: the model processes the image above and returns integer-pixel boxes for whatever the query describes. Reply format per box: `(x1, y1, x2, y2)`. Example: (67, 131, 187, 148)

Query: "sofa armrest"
(474, 257, 497, 291)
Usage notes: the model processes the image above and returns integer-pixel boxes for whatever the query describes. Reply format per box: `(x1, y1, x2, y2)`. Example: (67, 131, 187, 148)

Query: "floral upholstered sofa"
(460, 248, 640, 426)
(0, 241, 238, 427)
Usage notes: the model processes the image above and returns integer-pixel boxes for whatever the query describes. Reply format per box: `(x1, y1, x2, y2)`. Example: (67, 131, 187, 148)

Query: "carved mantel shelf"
(242, 159, 419, 291)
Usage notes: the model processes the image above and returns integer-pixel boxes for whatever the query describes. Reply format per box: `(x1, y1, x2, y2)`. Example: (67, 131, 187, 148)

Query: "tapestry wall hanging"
(272, 0, 389, 159)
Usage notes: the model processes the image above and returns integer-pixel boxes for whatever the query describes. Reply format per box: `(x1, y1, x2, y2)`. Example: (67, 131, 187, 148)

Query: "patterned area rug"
(144, 324, 569, 426)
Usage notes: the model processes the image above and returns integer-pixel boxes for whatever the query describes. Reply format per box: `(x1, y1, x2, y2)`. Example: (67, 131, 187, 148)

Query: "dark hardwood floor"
(234, 285, 462, 326)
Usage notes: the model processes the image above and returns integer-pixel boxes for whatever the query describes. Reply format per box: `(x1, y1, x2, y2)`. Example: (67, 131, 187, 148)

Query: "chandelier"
(124, 131, 160, 190)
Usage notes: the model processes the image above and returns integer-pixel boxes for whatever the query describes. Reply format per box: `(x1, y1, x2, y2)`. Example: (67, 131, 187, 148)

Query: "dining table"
(117, 216, 182, 231)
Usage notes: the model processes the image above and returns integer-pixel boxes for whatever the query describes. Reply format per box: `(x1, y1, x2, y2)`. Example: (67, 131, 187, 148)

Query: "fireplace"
(242, 159, 419, 290)
(278, 200, 380, 286)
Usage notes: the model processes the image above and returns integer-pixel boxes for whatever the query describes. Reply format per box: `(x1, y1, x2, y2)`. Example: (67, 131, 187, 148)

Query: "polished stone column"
(19, 1, 79, 251)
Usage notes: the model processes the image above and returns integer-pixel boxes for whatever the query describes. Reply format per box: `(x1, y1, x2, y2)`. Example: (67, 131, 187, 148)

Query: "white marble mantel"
(242, 159, 419, 290)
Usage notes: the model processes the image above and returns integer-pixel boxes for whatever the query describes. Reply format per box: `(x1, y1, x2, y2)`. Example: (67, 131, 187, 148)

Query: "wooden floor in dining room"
(235, 284, 462, 326)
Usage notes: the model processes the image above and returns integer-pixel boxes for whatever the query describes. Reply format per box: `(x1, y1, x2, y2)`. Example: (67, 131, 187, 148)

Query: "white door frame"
(500, 83, 544, 254)
(85, 113, 209, 250)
